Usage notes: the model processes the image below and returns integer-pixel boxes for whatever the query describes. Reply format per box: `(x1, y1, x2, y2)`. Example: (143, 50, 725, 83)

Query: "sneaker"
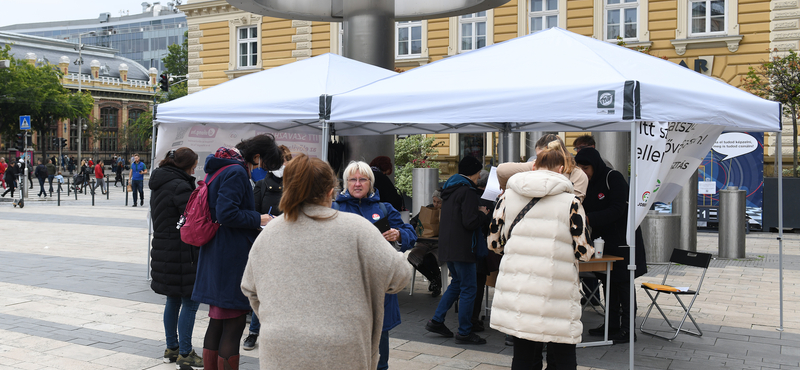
(505, 334, 514, 346)
(611, 331, 637, 344)
(243, 334, 258, 351)
(163, 347, 179, 363)
(455, 332, 486, 345)
(470, 319, 485, 333)
(175, 350, 203, 369)
(425, 319, 454, 338)
(141, 200, 144, 206)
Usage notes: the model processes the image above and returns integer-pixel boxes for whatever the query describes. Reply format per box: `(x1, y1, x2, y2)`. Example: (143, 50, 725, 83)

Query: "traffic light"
(52, 137, 59, 148)
(60, 138, 68, 148)
(159, 73, 169, 92)
(15, 133, 24, 151)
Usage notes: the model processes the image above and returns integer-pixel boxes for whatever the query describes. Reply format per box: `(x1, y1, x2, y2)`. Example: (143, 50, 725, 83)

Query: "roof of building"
(0, 3, 184, 31)
(0, 31, 151, 81)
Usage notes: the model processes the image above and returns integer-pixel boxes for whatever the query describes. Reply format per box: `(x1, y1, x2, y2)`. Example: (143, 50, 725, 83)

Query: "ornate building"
(1, 32, 157, 164)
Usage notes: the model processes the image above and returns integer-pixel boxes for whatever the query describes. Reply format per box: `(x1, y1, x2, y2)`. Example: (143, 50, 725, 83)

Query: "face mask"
(271, 165, 285, 178)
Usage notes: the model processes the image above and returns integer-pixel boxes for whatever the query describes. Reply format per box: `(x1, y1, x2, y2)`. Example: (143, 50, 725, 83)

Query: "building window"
(100, 107, 118, 128)
(460, 12, 487, 52)
(606, 0, 638, 41)
(397, 21, 422, 57)
(238, 26, 258, 68)
(690, 0, 725, 36)
(530, 0, 559, 33)
(459, 134, 485, 162)
(127, 110, 147, 153)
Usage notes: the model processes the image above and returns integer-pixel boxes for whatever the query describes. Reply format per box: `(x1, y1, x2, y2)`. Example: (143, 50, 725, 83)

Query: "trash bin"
(719, 186, 746, 258)
(640, 211, 681, 263)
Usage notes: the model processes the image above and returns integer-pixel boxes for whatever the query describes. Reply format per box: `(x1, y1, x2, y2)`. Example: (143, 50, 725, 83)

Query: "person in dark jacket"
(369, 156, 404, 211)
(35, 159, 47, 197)
(149, 147, 204, 368)
(334, 160, 417, 370)
(574, 147, 647, 344)
(46, 158, 56, 194)
(194, 134, 282, 370)
(425, 155, 491, 345)
(1, 161, 19, 198)
(243, 146, 292, 351)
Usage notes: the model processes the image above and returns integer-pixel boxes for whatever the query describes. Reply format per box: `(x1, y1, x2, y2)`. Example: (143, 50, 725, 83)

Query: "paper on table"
(481, 166, 502, 201)
(675, 287, 690, 292)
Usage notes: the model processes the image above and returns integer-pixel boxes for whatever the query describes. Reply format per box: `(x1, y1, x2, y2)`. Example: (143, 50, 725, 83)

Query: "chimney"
(90, 59, 101, 79)
(59, 56, 70, 75)
(119, 63, 129, 82)
(141, 2, 150, 13)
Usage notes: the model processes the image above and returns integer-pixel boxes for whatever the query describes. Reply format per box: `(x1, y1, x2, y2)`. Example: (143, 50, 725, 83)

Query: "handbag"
(126, 184, 132, 192)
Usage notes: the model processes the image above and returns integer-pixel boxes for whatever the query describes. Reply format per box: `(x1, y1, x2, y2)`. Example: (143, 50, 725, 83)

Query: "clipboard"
(373, 217, 391, 233)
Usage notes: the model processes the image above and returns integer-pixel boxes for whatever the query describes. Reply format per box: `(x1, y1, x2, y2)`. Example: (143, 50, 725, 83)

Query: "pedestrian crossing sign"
(20, 116, 31, 130)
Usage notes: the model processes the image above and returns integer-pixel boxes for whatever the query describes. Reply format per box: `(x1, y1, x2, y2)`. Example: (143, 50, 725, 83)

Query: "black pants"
(607, 279, 635, 332)
(472, 272, 487, 323)
(414, 253, 441, 283)
(512, 337, 576, 370)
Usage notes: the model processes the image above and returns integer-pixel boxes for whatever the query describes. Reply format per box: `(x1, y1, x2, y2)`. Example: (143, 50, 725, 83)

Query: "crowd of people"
(143, 133, 646, 370)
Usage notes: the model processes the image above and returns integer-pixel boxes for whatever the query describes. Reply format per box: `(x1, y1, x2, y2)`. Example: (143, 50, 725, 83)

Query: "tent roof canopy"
(154, 53, 397, 131)
(329, 28, 781, 135)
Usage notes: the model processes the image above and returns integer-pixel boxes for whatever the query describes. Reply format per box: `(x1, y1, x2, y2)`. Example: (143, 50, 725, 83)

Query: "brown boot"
(218, 354, 240, 370)
(203, 348, 219, 370)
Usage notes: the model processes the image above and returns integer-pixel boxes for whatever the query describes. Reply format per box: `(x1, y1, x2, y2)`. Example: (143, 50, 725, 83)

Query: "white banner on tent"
(629, 121, 724, 244)
(155, 123, 321, 179)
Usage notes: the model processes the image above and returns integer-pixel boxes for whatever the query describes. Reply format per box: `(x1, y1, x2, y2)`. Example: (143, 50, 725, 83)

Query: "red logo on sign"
(372, 213, 380, 220)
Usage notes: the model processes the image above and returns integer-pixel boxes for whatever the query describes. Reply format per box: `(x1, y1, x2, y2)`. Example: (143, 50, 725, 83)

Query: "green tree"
(742, 50, 800, 177)
(162, 31, 189, 101)
(0, 44, 93, 156)
(394, 135, 443, 196)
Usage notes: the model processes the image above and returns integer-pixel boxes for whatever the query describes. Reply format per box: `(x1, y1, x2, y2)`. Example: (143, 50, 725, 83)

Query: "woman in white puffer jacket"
(489, 141, 594, 370)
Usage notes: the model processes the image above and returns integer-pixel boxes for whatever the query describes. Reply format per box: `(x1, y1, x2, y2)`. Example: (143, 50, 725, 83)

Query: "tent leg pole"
(321, 120, 330, 163)
(778, 131, 784, 332)
(629, 121, 637, 368)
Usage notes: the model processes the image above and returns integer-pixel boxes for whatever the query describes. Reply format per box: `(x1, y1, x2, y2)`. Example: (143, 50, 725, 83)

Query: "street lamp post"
(76, 31, 95, 163)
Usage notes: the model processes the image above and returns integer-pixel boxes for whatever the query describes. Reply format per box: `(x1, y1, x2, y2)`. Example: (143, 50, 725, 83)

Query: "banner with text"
(628, 121, 724, 244)
(155, 123, 321, 179)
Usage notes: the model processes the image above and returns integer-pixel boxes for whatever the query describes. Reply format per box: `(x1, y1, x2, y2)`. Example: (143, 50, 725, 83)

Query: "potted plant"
(394, 135, 443, 197)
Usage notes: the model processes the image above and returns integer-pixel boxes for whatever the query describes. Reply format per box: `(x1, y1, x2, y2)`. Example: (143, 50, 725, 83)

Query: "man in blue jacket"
(129, 154, 147, 207)
(425, 155, 490, 345)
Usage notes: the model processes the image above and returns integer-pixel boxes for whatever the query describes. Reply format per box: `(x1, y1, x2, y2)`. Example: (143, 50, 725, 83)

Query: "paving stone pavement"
(1, 188, 800, 369)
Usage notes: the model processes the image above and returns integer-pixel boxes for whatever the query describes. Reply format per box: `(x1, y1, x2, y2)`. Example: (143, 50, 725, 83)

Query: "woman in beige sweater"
(241, 154, 411, 370)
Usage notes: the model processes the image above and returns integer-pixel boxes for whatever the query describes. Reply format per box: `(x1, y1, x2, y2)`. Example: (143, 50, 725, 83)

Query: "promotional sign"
(697, 132, 764, 209)
(629, 121, 724, 243)
(155, 123, 322, 179)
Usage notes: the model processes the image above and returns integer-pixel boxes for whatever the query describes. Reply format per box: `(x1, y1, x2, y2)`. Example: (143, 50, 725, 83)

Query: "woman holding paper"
(489, 141, 594, 370)
(333, 160, 417, 370)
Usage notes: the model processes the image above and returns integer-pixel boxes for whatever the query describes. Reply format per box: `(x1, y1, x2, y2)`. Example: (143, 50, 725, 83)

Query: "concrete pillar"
(672, 170, 698, 252)
(499, 129, 520, 164)
(592, 131, 629, 182)
(340, 0, 396, 166)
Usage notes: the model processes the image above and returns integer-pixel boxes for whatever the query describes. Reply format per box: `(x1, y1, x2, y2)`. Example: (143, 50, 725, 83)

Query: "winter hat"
(458, 155, 483, 176)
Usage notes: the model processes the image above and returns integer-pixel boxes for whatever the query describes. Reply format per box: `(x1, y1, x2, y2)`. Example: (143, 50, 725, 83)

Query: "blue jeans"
(164, 296, 200, 355)
(249, 311, 261, 334)
(377, 330, 389, 370)
(432, 261, 477, 336)
(131, 179, 144, 204)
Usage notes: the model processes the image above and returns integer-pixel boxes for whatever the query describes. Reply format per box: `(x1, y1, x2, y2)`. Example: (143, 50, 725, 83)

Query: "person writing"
(241, 154, 410, 370)
(489, 141, 594, 370)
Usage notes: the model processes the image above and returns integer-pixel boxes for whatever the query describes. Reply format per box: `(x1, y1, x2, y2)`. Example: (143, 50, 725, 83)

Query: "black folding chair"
(639, 248, 712, 341)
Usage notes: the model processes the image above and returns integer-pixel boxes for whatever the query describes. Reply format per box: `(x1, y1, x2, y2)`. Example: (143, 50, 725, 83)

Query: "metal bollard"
(640, 210, 681, 263)
(67, 178, 70, 196)
(57, 185, 60, 206)
(106, 175, 110, 200)
(125, 179, 129, 206)
(719, 186, 746, 258)
(91, 179, 95, 206)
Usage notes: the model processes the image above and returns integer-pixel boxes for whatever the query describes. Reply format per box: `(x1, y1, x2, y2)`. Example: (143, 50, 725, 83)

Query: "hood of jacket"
(574, 147, 610, 185)
(204, 154, 247, 175)
(441, 174, 475, 200)
(149, 165, 195, 191)
(507, 170, 573, 199)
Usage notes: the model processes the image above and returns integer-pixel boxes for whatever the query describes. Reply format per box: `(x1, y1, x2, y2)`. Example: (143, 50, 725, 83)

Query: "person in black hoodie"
(574, 147, 647, 344)
(1, 161, 19, 198)
(369, 156, 404, 211)
(148, 147, 204, 368)
(425, 155, 491, 345)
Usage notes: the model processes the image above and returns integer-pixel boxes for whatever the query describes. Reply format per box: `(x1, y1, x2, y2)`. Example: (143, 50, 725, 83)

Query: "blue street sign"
(19, 115, 31, 130)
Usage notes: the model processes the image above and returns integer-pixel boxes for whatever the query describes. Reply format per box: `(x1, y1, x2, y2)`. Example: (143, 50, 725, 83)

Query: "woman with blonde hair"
(241, 154, 410, 370)
(489, 141, 594, 370)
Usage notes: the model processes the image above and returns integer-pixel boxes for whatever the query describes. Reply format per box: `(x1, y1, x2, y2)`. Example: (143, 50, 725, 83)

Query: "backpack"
(179, 164, 236, 247)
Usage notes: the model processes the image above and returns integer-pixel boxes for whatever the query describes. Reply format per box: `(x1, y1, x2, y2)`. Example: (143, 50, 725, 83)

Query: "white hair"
(342, 161, 375, 195)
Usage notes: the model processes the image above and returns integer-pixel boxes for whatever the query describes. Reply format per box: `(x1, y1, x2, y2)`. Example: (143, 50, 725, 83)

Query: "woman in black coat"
(148, 147, 203, 367)
(2, 162, 19, 198)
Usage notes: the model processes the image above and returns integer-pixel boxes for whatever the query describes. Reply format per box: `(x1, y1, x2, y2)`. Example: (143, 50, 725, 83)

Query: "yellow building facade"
(181, 0, 799, 174)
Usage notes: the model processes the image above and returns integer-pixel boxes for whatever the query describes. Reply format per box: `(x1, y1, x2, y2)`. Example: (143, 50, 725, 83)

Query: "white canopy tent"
(324, 28, 782, 368)
(153, 53, 397, 166)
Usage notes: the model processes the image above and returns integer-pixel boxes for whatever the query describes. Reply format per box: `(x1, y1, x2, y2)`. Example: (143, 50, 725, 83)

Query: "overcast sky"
(0, 0, 175, 28)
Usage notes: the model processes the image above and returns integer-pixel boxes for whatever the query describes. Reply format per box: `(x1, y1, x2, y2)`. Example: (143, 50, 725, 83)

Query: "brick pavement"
(1, 189, 800, 369)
